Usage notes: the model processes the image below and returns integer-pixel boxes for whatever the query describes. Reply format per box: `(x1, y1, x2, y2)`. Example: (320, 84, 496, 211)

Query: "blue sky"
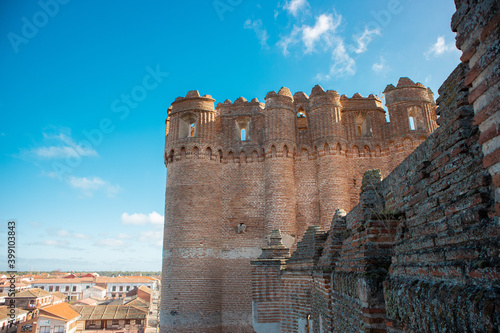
(0, 0, 461, 271)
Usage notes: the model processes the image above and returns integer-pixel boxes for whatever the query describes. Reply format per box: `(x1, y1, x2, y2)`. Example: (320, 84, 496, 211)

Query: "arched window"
(236, 117, 251, 141)
(297, 107, 308, 130)
(355, 113, 372, 137)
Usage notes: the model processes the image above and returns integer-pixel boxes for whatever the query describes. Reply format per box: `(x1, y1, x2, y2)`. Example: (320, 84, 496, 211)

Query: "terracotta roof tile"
(39, 302, 80, 321)
(8, 288, 51, 298)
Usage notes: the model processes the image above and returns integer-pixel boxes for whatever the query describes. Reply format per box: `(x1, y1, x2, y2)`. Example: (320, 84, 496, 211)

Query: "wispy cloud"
(424, 36, 458, 59)
(302, 13, 340, 53)
(138, 231, 163, 247)
(354, 27, 381, 54)
(56, 229, 92, 239)
(372, 56, 386, 73)
(315, 39, 356, 80)
(43, 239, 69, 247)
(74, 233, 91, 240)
(277, 11, 361, 78)
(94, 238, 126, 248)
(278, 13, 342, 55)
(283, 0, 309, 17)
(29, 239, 83, 250)
(121, 211, 164, 225)
(117, 233, 133, 239)
(244, 19, 269, 49)
(28, 130, 98, 160)
(68, 176, 120, 197)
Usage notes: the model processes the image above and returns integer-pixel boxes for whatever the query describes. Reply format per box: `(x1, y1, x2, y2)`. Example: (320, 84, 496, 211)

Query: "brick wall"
(249, 1, 499, 332)
(162, 79, 437, 331)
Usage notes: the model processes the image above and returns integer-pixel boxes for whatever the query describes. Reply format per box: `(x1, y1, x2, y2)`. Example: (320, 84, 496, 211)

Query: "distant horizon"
(1, 270, 161, 274)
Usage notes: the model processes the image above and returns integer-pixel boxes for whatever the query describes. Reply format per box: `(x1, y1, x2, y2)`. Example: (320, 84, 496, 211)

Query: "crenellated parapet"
(164, 78, 437, 167)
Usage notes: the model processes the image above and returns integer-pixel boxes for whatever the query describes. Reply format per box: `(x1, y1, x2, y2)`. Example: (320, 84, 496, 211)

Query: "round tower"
(161, 91, 223, 333)
(383, 77, 438, 170)
(307, 85, 350, 227)
(384, 77, 438, 136)
(263, 87, 297, 248)
(308, 84, 344, 142)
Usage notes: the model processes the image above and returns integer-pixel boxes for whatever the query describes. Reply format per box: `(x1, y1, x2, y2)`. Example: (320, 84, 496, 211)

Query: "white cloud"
(121, 211, 164, 225)
(425, 36, 457, 59)
(354, 27, 381, 54)
(33, 132, 98, 159)
(74, 233, 91, 240)
(331, 41, 356, 76)
(277, 26, 301, 56)
(94, 238, 125, 248)
(55, 229, 91, 239)
(148, 211, 164, 224)
(316, 39, 356, 80)
(138, 231, 163, 247)
(38, 239, 82, 250)
(283, 0, 308, 17)
(57, 230, 70, 237)
(68, 176, 120, 197)
(372, 57, 386, 73)
(302, 13, 341, 53)
(278, 12, 342, 56)
(244, 19, 269, 49)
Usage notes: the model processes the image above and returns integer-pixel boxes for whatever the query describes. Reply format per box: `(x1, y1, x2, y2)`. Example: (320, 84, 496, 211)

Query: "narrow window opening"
(190, 123, 195, 137)
(297, 108, 308, 130)
(409, 117, 415, 130)
(356, 114, 372, 137)
(236, 117, 250, 141)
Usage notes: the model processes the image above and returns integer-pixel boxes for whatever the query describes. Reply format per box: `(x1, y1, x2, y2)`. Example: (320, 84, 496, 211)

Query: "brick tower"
(161, 78, 437, 332)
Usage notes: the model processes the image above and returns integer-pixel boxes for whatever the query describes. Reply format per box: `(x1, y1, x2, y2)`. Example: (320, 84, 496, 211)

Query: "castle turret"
(307, 85, 350, 227)
(161, 91, 223, 332)
(384, 77, 438, 136)
(165, 90, 216, 149)
(308, 85, 343, 142)
(263, 87, 297, 247)
(383, 78, 438, 170)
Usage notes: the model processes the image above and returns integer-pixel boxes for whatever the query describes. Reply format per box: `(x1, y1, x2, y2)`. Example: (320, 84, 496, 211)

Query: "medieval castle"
(161, 0, 499, 332)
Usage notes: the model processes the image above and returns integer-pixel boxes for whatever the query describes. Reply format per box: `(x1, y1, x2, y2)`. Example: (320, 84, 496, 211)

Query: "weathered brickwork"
(249, 1, 499, 332)
(161, 78, 436, 332)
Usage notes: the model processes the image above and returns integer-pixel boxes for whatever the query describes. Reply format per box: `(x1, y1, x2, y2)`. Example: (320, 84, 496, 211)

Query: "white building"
(31, 277, 159, 301)
(80, 287, 105, 300)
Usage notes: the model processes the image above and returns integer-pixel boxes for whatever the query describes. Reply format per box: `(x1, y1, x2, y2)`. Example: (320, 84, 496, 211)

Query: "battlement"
(216, 97, 265, 115)
(340, 93, 384, 112)
(383, 77, 435, 105)
(165, 79, 437, 166)
(169, 90, 215, 114)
